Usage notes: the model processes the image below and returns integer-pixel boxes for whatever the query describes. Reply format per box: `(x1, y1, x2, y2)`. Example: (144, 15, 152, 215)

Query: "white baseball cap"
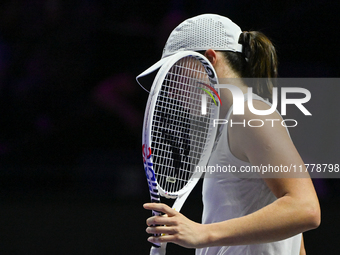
(136, 14, 243, 91)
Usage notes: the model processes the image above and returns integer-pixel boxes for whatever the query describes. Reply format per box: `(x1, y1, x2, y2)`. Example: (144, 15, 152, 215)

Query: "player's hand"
(143, 203, 207, 248)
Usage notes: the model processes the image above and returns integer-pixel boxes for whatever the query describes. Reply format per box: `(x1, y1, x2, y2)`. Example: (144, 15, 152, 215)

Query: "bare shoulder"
(231, 99, 290, 139)
(229, 99, 315, 195)
(228, 99, 293, 162)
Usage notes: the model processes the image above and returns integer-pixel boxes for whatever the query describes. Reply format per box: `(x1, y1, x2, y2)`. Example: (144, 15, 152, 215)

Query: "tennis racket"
(140, 51, 220, 255)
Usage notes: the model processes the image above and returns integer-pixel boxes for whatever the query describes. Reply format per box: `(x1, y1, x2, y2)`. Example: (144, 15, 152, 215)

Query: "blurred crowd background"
(0, 0, 339, 254)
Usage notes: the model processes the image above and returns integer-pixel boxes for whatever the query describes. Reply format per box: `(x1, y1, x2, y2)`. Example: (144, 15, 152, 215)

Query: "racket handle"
(150, 243, 167, 255)
(151, 209, 162, 247)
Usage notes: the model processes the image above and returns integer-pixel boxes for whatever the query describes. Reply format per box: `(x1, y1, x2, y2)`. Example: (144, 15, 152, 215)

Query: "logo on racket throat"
(197, 82, 222, 115)
(142, 144, 152, 162)
(142, 144, 159, 200)
(142, 144, 155, 183)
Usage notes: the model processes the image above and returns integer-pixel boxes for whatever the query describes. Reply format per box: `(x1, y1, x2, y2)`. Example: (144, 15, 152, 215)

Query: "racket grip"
(150, 243, 166, 255)
(150, 209, 163, 247)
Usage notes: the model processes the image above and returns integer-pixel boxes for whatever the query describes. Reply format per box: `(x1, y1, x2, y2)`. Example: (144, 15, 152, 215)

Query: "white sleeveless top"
(196, 94, 302, 255)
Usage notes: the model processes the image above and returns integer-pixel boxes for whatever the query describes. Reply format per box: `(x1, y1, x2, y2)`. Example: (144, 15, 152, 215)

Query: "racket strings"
(151, 56, 216, 194)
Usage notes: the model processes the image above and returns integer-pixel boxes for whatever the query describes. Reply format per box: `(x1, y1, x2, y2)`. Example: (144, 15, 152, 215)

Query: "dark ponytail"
(222, 31, 278, 99)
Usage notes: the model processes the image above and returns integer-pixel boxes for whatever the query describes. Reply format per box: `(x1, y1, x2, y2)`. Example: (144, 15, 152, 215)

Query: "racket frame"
(142, 51, 220, 254)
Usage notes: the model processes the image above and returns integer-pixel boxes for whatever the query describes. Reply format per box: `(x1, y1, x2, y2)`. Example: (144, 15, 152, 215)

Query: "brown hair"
(221, 31, 278, 98)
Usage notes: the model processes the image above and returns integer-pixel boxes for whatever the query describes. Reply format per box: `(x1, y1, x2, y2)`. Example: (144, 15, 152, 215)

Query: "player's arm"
(199, 100, 320, 247)
(144, 100, 320, 248)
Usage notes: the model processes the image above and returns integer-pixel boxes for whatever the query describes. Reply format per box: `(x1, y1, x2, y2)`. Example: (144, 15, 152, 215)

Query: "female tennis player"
(142, 14, 320, 255)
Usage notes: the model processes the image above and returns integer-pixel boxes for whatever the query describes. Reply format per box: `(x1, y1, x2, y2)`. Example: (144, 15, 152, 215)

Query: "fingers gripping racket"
(140, 51, 220, 255)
